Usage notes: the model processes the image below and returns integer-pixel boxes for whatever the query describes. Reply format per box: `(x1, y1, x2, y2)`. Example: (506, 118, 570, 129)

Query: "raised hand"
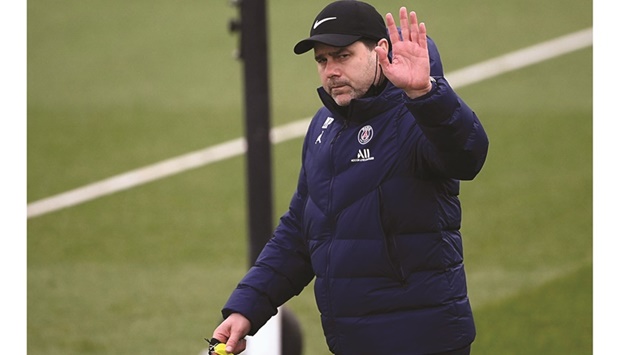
(375, 7, 433, 99)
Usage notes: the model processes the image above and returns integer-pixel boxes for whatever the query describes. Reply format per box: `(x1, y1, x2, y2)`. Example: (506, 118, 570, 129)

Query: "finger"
(399, 7, 410, 41)
(236, 338, 247, 353)
(418, 22, 428, 50)
(212, 326, 230, 344)
(223, 330, 239, 352)
(385, 13, 400, 44)
(409, 11, 419, 43)
(226, 337, 246, 354)
(225, 325, 247, 353)
(225, 338, 239, 354)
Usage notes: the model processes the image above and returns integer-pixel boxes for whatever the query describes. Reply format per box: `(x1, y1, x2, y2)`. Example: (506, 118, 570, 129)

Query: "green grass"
(473, 264, 592, 354)
(27, 0, 592, 354)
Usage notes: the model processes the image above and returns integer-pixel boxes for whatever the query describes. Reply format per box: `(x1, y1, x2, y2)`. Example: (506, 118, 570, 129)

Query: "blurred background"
(24, 0, 593, 354)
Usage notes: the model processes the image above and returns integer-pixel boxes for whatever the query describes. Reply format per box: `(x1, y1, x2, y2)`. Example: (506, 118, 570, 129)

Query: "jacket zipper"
(326, 119, 348, 215)
(325, 119, 348, 327)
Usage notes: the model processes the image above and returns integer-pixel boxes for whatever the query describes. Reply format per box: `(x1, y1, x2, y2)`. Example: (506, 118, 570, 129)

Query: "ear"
(377, 38, 390, 53)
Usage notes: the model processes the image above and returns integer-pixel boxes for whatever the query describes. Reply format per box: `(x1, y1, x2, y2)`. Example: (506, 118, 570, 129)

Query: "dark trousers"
(335, 345, 471, 355)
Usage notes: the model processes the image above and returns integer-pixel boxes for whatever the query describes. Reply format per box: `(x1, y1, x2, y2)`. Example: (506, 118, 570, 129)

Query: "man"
(211, 1, 489, 354)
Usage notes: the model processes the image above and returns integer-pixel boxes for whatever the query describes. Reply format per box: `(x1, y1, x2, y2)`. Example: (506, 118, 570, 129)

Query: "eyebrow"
(314, 47, 348, 61)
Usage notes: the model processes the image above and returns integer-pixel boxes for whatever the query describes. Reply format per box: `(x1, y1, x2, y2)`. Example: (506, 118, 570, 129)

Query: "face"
(314, 41, 382, 106)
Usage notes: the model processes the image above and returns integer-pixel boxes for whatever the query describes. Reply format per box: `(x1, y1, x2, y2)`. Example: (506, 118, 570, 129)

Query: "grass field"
(26, 0, 593, 354)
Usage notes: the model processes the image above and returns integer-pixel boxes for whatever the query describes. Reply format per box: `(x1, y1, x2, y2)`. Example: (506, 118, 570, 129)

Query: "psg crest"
(357, 125, 373, 145)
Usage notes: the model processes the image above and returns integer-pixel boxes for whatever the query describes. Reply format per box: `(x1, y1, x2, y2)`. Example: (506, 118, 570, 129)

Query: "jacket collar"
(317, 80, 402, 123)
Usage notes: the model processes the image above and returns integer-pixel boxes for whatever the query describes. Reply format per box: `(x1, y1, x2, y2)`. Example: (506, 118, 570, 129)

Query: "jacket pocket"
(379, 186, 406, 284)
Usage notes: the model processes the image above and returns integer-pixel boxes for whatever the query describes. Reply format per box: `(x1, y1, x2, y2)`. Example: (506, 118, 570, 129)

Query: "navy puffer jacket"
(222, 38, 489, 354)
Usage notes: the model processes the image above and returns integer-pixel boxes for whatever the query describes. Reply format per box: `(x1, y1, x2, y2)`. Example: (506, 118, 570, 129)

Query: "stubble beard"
(327, 54, 378, 107)
(329, 81, 365, 107)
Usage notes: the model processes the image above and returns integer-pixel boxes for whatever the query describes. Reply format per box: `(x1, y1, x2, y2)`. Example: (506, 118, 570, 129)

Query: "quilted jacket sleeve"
(405, 77, 489, 180)
(221, 144, 314, 335)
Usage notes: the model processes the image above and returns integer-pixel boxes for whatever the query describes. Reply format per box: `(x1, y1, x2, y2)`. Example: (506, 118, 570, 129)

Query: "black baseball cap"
(293, 0, 389, 55)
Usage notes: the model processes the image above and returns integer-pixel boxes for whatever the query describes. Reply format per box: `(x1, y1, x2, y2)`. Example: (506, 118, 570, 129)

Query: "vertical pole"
(228, 2, 303, 354)
(237, 1, 283, 353)
(238, 0, 272, 266)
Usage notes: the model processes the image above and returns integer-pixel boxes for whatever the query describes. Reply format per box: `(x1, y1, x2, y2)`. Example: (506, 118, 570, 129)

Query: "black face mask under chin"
(362, 52, 386, 98)
(362, 80, 387, 98)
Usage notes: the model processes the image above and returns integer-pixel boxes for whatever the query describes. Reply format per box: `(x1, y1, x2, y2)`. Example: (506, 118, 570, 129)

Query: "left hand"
(375, 7, 432, 99)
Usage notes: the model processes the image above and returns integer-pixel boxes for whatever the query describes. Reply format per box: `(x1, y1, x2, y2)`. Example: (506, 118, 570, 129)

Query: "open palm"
(376, 7, 432, 98)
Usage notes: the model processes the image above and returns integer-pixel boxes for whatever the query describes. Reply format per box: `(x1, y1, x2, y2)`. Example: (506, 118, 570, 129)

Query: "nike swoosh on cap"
(313, 17, 337, 30)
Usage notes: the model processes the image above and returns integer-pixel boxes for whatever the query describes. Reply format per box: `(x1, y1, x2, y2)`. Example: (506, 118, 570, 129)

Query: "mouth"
(329, 84, 348, 94)
(328, 79, 348, 89)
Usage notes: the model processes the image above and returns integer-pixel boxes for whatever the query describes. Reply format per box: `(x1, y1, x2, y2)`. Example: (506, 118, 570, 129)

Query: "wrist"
(405, 77, 436, 99)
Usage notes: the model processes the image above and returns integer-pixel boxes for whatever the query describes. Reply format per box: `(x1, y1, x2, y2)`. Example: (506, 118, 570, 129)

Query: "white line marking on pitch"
(27, 28, 592, 219)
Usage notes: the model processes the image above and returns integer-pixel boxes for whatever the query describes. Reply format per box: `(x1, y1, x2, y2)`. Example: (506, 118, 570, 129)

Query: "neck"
(363, 75, 387, 98)
(364, 51, 385, 97)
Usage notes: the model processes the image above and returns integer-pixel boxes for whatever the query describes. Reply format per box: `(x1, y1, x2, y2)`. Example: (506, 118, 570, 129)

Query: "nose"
(323, 59, 341, 78)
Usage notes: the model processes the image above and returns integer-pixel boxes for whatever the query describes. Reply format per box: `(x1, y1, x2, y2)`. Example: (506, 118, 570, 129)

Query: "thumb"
(225, 334, 246, 354)
(225, 325, 248, 353)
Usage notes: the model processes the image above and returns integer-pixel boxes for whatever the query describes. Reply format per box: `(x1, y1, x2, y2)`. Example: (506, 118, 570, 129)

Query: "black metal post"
(228, 3, 304, 352)
(232, 0, 273, 266)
